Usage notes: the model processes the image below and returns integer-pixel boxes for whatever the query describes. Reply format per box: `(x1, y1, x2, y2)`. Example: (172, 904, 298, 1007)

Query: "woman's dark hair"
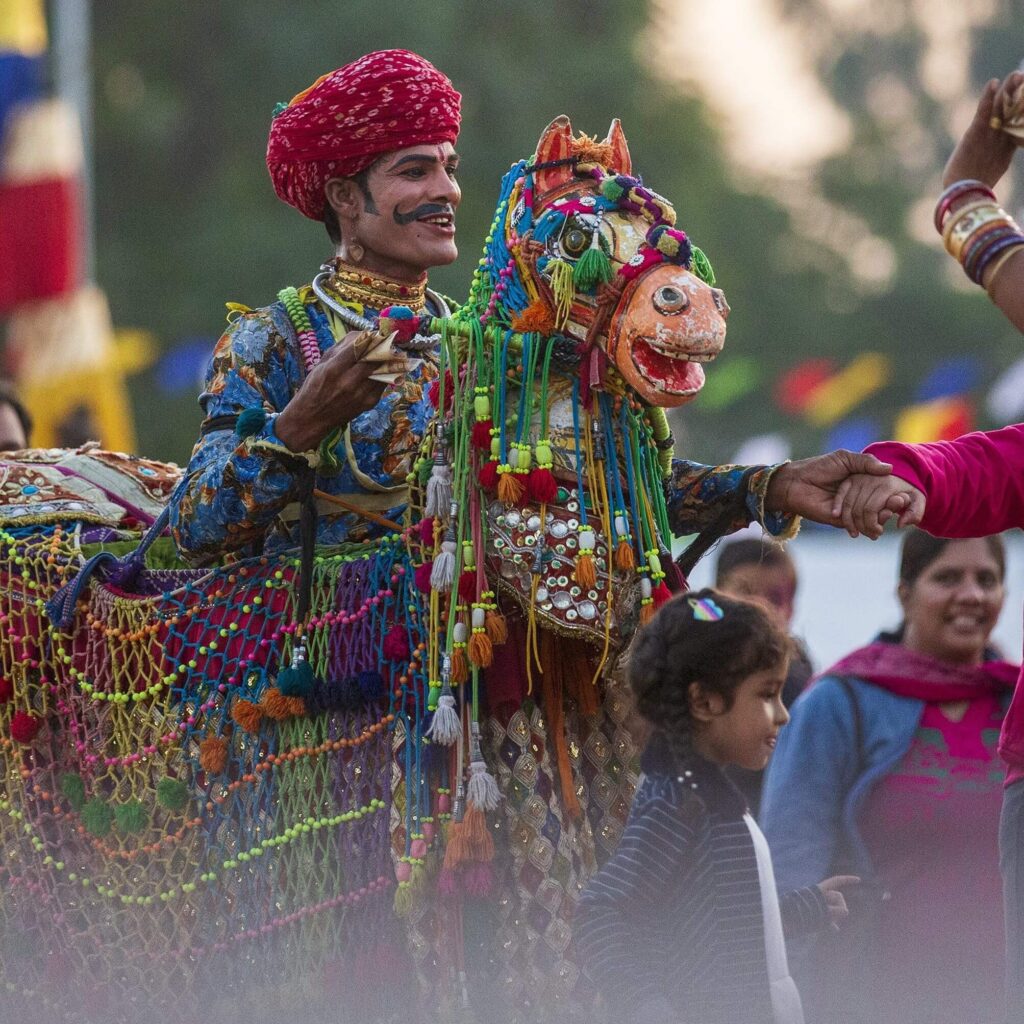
(629, 587, 790, 772)
(0, 379, 32, 444)
(715, 537, 794, 585)
(899, 528, 1005, 587)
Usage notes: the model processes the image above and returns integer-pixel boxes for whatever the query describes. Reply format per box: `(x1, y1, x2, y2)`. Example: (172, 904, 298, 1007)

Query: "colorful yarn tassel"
(426, 683, 460, 745)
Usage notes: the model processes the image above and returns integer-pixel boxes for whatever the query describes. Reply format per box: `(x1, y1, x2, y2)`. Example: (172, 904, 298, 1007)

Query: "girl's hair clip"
(688, 597, 724, 622)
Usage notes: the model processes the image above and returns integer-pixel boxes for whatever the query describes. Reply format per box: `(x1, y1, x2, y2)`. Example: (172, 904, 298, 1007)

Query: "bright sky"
(646, 0, 1000, 291)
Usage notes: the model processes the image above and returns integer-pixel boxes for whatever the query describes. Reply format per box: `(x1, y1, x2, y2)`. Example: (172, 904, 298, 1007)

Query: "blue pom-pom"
(382, 305, 415, 320)
(235, 406, 268, 438)
(278, 659, 315, 697)
(357, 670, 386, 703)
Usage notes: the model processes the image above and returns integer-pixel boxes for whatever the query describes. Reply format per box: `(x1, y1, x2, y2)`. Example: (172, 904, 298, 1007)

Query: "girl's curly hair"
(629, 587, 790, 773)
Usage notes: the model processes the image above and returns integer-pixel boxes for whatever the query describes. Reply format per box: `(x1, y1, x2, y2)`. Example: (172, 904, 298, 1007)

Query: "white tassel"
(430, 537, 457, 592)
(466, 721, 500, 811)
(467, 759, 501, 811)
(424, 452, 452, 518)
(427, 688, 461, 746)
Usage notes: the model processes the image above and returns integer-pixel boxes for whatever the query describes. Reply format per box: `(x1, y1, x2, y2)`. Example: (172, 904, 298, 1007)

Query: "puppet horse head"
(472, 115, 729, 408)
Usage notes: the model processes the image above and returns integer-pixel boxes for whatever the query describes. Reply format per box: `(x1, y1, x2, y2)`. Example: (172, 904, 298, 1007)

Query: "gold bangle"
(943, 201, 1007, 260)
(984, 244, 1024, 297)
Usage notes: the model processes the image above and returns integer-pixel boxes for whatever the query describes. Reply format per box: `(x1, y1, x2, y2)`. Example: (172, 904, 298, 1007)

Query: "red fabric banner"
(0, 175, 79, 311)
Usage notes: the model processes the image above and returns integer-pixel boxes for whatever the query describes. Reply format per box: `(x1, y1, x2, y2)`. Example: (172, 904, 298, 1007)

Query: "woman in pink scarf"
(761, 531, 1016, 1024)
(832, 69, 1024, 1021)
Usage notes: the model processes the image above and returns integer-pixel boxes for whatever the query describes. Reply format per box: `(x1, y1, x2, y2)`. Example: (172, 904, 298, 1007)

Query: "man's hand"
(831, 473, 926, 539)
(275, 329, 392, 452)
(817, 875, 860, 928)
(943, 75, 1020, 189)
(765, 450, 893, 528)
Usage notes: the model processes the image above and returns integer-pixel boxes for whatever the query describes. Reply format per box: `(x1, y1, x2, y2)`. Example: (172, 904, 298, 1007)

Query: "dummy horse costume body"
(0, 117, 728, 1023)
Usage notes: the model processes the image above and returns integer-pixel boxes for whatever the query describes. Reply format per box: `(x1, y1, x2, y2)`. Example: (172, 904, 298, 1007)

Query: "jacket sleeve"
(779, 884, 830, 939)
(668, 460, 798, 539)
(169, 309, 306, 566)
(866, 424, 1024, 538)
(575, 793, 694, 1022)
(759, 677, 863, 892)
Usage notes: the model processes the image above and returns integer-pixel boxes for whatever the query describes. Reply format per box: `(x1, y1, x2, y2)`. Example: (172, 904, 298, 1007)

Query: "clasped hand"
(765, 450, 926, 539)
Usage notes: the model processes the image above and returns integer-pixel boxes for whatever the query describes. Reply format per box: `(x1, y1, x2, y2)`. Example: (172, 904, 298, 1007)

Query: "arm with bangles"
(938, 72, 1024, 330)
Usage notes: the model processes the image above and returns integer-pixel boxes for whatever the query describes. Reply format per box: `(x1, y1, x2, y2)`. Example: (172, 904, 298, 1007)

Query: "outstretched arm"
(941, 73, 1024, 332)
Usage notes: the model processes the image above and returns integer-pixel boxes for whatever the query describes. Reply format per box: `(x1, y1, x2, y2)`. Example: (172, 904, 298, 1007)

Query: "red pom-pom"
(383, 625, 410, 662)
(10, 710, 41, 743)
(652, 581, 673, 609)
(471, 420, 494, 451)
(458, 570, 477, 605)
(418, 516, 436, 547)
(0, 677, 13, 704)
(527, 467, 558, 504)
(478, 461, 499, 491)
(415, 561, 434, 593)
(427, 371, 455, 413)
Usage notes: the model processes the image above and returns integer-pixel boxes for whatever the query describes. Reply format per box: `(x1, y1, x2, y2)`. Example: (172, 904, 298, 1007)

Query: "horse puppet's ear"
(532, 115, 576, 194)
(603, 119, 632, 175)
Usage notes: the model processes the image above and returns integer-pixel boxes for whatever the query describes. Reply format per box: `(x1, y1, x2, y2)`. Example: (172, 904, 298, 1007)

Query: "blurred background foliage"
(87, 0, 1022, 464)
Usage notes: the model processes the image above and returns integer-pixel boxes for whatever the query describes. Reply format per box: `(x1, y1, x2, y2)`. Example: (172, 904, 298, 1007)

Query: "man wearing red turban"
(170, 50, 464, 564)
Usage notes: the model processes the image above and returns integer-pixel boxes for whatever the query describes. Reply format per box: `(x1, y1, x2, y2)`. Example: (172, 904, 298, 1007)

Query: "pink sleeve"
(865, 424, 1024, 537)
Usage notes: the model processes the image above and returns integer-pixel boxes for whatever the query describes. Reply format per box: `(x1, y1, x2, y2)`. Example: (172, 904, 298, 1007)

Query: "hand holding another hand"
(831, 473, 926, 539)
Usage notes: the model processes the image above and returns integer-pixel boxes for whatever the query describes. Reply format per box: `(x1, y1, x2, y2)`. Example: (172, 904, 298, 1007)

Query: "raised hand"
(830, 473, 926, 539)
(943, 74, 1020, 189)
(275, 329, 392, 452)
(764, 450, 893, 528)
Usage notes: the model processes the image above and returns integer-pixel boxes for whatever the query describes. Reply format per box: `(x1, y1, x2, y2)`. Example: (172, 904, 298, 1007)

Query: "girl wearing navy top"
(575, 589, 856, 1024)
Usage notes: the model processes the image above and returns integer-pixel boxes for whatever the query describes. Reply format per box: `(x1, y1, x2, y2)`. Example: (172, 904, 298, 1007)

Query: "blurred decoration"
(803, 352, 891, 427)
(894, 395, 974, 444)
(986, 356, 1024, 422)
(730, 432, 792, 467)
(0, 98, 82, 310)
(0, 1, 146, 452)
(4, 288, 149, 451)
(697, 354, 760, 410)
(825, 415, 883, 453)
(914, 355, 982, 403)
(0, 0, 46, 148)
(154, 336, 216, 395)
(774, 358, 836, 415)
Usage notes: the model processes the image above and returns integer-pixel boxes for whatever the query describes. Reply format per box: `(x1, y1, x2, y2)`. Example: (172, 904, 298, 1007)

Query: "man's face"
(0, 402, 27, 451)
(334, 142, 461, 281)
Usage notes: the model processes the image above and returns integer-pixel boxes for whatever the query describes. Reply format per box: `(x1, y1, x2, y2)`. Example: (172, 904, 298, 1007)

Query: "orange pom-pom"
(463, 805, 495, 862)
(260, 687, 293, 720)
(443, 819, 474, 870)
(615, 538, 635, 572)
(640, 601, 655, 626)
(199, 736, 229, 774)
(574, 552, 597, 589)
(510, 299, 556, 336)
(230, 698, 264, 735)
(484, 609, 508, 646)
(468, 631, 493, 668)
(285, 696, 307, 718)
(450, 647, 469, 685)
(497, 471, 524, 505)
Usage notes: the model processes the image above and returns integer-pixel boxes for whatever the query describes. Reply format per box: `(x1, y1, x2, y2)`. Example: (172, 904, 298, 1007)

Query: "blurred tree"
(89, 0, 1021, 465)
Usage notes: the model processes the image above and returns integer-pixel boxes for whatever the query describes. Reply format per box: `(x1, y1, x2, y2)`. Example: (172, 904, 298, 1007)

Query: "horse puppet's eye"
(561, 227, 589, 257)
(653, 285, 689, 315)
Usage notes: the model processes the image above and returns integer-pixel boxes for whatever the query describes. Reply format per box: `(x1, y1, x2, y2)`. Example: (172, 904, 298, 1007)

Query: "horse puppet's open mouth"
(630, 335, 717, 398)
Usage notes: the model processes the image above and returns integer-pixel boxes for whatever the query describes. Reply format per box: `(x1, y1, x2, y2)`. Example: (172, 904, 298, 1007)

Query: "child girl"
(575, 589, 855, 1024)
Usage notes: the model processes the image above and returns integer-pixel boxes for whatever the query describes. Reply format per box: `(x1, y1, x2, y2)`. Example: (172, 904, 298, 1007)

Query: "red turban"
(266, 49, 462, 221)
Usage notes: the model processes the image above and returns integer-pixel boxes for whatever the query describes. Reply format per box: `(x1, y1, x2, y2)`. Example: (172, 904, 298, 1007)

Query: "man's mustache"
(392, 203, 455, 226)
